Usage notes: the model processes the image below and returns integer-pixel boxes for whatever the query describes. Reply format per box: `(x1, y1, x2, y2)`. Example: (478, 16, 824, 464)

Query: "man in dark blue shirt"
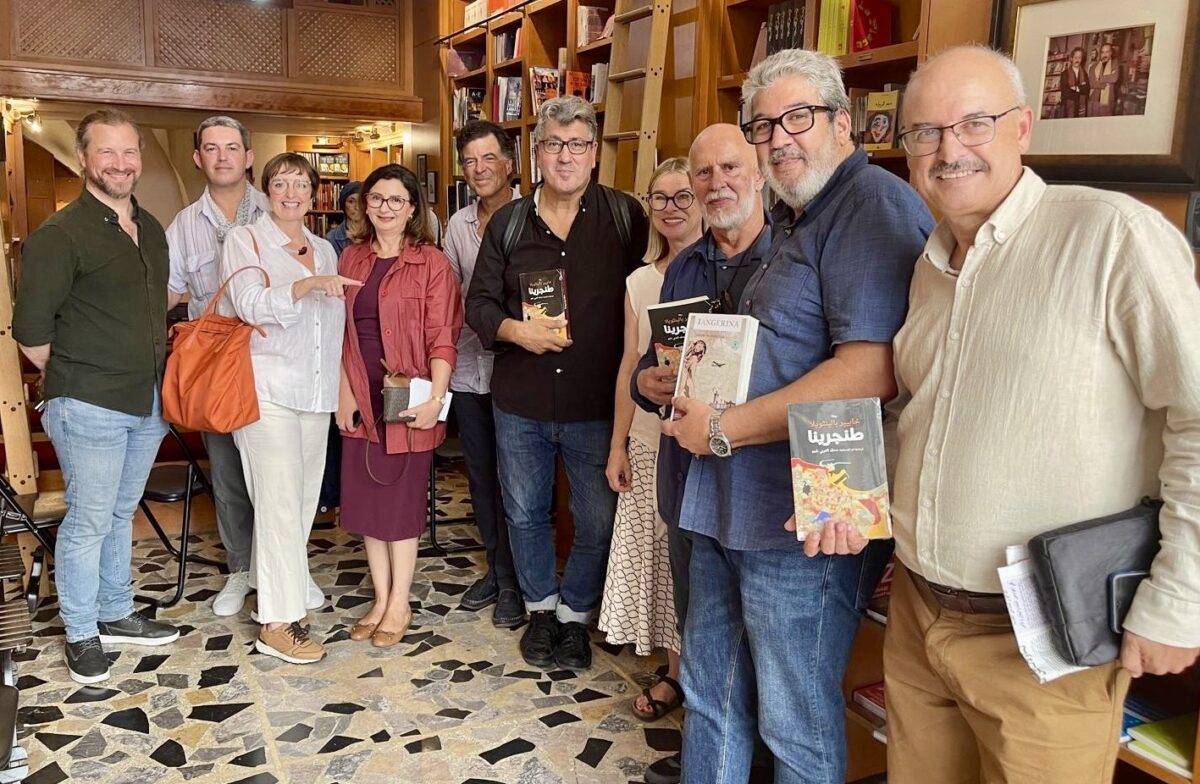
(631, 123, 772, 784)
(663, 51, 934, 783)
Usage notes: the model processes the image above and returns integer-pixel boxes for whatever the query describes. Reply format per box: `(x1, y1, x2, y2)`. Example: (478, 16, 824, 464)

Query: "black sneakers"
(555, 621, 592, 672)
(520, 610, 560, 668)
(459, 573, 499, 611)
(492, 588, 525, 629)
(97, 612, 180, 646)
(65, 637, 110, 684)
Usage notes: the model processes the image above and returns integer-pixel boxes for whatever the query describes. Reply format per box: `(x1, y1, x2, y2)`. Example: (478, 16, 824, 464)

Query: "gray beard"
(765, 142, 841, 212)
(705, 193, 756, 231)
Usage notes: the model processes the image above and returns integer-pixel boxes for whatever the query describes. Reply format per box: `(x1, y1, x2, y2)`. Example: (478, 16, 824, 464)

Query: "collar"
(80, 186, 143, 224)
(702, 217, 773, 262)
(253, 211, 301, 247)
(921, 167, 1046, 273)
(200, 184, 267, 226)
(466, 186, 521, 226)
(769, 147, 867, 228)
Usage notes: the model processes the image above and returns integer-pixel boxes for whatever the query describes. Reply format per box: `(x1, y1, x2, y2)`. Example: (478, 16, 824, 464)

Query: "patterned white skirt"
(598, 437, 681, 656)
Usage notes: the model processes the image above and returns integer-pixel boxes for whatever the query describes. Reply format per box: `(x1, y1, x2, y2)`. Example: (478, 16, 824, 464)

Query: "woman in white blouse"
(220, 152, 361, 665)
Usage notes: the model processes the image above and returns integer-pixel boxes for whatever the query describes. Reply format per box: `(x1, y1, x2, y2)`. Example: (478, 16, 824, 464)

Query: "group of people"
(10, 39, 1199, 784)
(1060, 40, 1127, 118)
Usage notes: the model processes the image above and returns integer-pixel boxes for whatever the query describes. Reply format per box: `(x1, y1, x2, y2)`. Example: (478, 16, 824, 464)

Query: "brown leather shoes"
(371, 612, 412, 649)
(349, 622, 377, 642)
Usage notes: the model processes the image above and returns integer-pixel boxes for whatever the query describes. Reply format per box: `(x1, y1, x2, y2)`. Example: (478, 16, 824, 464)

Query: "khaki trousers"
(883, 565, 1129, 784)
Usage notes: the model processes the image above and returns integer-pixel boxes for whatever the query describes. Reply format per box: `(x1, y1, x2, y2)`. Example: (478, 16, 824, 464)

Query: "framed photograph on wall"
(417, 153, 428, 182)
(426, 171, 437, 204)
(992, 0, 1200, 187)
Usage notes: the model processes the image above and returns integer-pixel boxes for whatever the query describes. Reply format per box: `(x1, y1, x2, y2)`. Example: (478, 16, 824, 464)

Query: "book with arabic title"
(519, 269, 570, 340)
(787, 398, 891, 539)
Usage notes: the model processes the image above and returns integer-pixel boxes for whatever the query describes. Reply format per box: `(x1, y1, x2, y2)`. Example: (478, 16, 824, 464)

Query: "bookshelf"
(286, 135, 364, 237)
(439, 0, 620, 216)
(710, 0, 992, 171)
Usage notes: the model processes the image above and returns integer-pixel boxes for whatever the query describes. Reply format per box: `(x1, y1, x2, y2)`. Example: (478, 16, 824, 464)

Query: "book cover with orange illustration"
(519, 269, 569, 340)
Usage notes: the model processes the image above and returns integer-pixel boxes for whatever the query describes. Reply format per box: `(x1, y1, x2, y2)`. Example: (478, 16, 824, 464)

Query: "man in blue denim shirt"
(664, 50, 933, 783)
(631, 123, 772, 784)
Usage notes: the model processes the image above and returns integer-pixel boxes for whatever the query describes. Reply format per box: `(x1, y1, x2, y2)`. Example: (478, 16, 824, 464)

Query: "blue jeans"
(44, 392, 167, 643)
(680, 533, 865, 784)
(493, 407, 616, 624)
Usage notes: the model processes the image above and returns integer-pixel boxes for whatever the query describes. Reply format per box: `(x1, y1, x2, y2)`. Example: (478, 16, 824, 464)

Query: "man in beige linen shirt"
(881, 45, 1200, 783)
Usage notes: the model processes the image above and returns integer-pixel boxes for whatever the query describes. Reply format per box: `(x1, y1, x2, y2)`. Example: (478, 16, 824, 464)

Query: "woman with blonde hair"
(335, 164, 463, 648)
(599, 157, 703, 719)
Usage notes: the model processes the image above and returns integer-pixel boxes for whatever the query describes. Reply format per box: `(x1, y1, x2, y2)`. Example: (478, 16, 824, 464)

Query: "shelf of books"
(716, 0, 990, 164)
(286, 136, 360, 237)
(441, 0, 617, 217)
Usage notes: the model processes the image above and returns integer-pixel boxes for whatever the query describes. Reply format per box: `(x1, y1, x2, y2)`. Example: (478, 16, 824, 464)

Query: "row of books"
(452, 87, 487, 132)
(494, 76, 523, 122)
(294, 151, 349, 178)
(765, 1, 807, 58)
(848, 85, 904, 152)
(530, 66, 598, 111)
(495, 28, 522, 63)
(577, 5, 611, 48)
(463, 0, 521, 27)
(303, 213, 337, 237)
(816, 0, 894, 56)
(311, 181, 348, 213)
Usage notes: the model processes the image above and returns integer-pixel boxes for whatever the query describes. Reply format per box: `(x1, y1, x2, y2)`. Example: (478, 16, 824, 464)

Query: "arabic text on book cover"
(787, 398, 891, 539)
(647, 296, 710, 371)
(519, 269, 569, 340)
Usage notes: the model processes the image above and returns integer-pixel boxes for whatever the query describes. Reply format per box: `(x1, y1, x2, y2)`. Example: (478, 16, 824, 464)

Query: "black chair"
(0, 475, 62, 614)
(134, 426, 225, 608)
(423, 437, 484, 556)
(0, 542, 33, 780)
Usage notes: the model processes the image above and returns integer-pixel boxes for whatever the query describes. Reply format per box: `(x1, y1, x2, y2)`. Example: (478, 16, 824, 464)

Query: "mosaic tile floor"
(15, 468, 680, 784)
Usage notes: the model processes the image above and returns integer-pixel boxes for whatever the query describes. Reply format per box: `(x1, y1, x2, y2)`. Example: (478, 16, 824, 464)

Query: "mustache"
(705, 188, 737, 204)
(769, 147, 808, 165)
(929, 160, 988, 177)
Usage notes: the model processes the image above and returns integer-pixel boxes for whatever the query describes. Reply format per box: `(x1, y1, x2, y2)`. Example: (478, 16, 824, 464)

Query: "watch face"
(710, 436, 731, 458)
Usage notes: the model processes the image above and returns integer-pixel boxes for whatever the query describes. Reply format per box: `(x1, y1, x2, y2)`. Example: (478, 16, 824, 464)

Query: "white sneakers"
(212, 571, 253, 617)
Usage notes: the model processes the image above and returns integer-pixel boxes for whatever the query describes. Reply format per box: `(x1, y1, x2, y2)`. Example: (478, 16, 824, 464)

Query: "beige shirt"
(891, 169, 1200, 647)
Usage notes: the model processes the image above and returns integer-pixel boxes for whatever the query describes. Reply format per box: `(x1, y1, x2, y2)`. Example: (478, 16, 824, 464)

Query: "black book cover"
(519, 269, 570, 340)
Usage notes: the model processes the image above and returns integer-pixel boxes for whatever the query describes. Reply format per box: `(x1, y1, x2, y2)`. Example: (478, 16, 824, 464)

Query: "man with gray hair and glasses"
(884, 45, 1200, 782)
(165, 116, 279, 617)
(661, 49, 931, 782)
(467, 96, 647, 673)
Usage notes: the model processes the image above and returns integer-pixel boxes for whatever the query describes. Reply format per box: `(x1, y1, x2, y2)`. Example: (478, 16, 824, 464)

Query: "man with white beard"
(14, 109, 180, 685)
(662, 50, 933, 783)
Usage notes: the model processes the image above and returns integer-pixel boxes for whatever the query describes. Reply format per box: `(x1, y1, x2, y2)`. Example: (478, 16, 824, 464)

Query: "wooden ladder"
(598, 0, 672, 198)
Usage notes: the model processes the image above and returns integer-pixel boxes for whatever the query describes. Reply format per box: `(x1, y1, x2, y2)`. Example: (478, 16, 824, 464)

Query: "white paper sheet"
(997, 556, 1088, 684)
(408, 378, 452, 422)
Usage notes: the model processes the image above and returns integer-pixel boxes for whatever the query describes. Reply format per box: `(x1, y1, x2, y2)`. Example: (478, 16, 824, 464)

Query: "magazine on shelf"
(530, 66, 560, 112)
(671, 312, 759, 414)
(787, 398, 891, 540)
(519, 269, 569, 340)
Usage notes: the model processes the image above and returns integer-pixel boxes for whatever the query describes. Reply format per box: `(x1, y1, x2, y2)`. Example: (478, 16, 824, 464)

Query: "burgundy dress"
(340, 255, 434, 542)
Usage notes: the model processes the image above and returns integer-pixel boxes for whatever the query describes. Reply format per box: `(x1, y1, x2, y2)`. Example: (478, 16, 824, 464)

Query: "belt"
(910, 572, 1007, 614)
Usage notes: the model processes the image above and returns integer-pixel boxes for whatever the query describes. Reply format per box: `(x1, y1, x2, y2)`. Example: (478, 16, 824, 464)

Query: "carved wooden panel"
(296, 8, 399, 84)
(12, 0, 145, 65)
(156, 0, 285, 75)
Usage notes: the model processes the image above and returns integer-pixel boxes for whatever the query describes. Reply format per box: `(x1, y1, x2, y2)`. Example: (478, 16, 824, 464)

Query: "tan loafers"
(371, 612, 413, 649)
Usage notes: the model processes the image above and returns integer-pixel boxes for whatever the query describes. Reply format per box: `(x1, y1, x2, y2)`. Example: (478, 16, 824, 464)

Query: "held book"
(671, 312, 759, 412)
(519, 269, 569, 340)
(787, 398, 891, 540)
(647, 296, 711, 372)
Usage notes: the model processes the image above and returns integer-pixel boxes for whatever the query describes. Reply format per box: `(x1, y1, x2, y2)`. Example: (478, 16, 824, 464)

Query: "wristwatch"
(708, 410, 733, 458)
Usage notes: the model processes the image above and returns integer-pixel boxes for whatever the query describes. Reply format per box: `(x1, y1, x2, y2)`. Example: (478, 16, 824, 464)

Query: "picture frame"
(992, 0, 1200, 188)
(417, 153, 428, 183)
(1187, 191, 1200, 251)
(426, 171, 438, 204)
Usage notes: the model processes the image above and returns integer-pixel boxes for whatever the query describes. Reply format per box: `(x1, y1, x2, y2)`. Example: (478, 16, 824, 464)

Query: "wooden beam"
(0, 64, 424, 122)
(0, 199, 35, 494)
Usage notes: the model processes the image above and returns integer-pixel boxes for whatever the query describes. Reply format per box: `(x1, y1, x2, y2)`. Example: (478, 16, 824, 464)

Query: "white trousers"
(233, 400, 328, 624)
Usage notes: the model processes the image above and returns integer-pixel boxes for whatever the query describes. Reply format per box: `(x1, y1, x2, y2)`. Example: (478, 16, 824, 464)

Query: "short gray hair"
(533, 96, 598, 143)
(194, 115, 251, 151)
(742, 49, 849, 114)
(909, 45, 1027, 106)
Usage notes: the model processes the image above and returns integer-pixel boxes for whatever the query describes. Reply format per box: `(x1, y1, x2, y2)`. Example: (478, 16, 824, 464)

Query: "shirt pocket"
(180, 252, 220, 303)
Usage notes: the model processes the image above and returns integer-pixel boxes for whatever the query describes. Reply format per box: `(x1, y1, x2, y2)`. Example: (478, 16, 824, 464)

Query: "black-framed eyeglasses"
(365, 193, 411, 210)
(648, 190, 696, 211)
(538, 138, 594, 155)
(897, 106, 1021, 157)
(741, 105, 835, 145)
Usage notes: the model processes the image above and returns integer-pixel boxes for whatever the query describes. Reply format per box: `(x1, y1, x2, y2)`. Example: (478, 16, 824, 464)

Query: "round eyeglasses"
(269, 179, 312, 194)
(897, 106, 1021, 157)
(648, 190, 696, 211)
(740, 105, 835, 145)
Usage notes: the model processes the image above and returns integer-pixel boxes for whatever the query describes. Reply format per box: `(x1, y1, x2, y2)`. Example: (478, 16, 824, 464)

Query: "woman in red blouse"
(335, 164, 463, 648)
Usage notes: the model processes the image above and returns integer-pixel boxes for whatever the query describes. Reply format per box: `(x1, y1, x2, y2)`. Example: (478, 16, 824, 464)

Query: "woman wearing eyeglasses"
(598, 157, 702, 721)
(335, 164, 463, 648)
(220, 152, 361, 665)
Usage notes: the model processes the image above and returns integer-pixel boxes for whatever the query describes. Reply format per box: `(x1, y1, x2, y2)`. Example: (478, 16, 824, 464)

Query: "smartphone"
(351, 410, 362, 428)
(1108, 570, 1150, 635)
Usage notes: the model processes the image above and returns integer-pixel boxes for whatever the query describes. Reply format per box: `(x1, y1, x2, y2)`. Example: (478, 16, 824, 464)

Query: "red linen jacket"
(339, 241, 463, 454)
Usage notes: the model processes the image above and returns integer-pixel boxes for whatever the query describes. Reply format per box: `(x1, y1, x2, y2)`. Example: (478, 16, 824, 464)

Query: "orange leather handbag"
(162, 260, 269, 434)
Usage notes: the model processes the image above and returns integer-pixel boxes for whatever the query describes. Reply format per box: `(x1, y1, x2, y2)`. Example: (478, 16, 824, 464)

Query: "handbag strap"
(363, 415, 416, 486)
(186, 229, 272, 340)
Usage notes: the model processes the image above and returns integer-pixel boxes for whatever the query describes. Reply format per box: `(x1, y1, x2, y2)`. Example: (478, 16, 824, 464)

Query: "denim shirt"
(631, 223, 775, 528)
(680, 149, 934, 550)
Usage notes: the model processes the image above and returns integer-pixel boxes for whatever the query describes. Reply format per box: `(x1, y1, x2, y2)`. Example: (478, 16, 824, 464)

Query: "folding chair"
(423, 437, 484, 556)
(0, 475, 62, 614)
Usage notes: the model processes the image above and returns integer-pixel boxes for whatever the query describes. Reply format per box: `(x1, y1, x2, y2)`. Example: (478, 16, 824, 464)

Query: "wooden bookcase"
(285, 135, 365, 237)
(439, 0, 619, 212)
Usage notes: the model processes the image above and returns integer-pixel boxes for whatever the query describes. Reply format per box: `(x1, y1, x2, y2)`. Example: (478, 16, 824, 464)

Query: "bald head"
(688, 123, 764, 232)
(905, 46, 1026, 127)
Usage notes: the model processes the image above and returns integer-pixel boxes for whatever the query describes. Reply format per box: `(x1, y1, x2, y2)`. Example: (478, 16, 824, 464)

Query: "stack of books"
(1125, 714, 1196, 779)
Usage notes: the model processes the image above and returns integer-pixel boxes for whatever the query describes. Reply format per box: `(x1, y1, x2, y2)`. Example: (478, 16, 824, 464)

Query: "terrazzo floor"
(14, 468, 681, 784)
